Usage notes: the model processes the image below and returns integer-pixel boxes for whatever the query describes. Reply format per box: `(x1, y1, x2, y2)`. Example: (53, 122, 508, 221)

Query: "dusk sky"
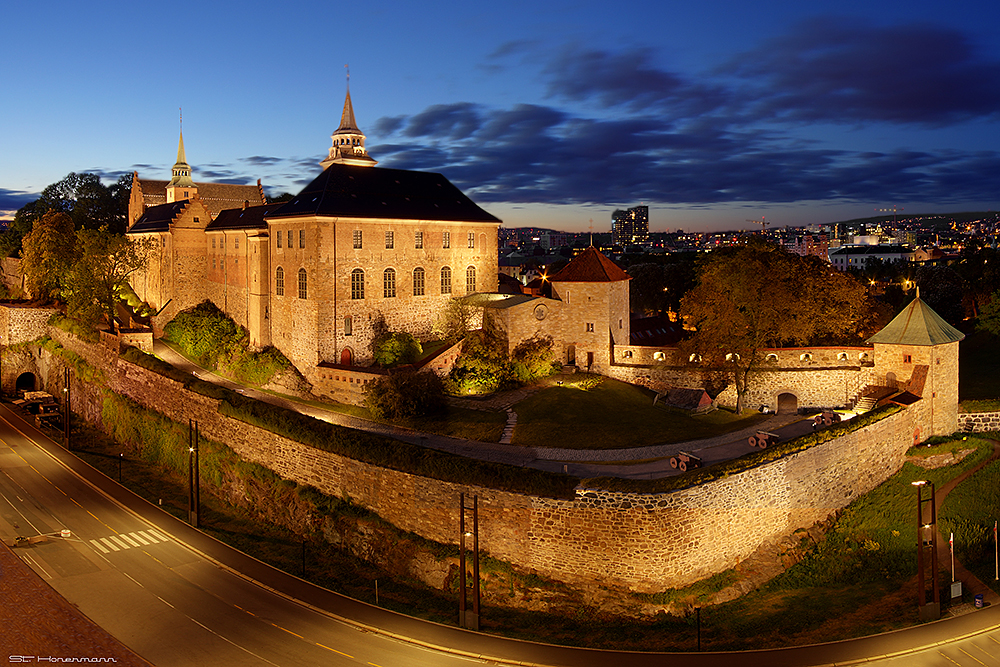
(2, 0, 999, 233)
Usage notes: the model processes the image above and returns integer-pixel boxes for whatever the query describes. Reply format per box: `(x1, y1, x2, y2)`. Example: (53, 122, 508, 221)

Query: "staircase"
(852, 384, 897, 414)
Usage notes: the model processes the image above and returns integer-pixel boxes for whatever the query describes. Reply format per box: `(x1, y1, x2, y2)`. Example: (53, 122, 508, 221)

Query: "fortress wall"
(959, 411, 1000, 432)
(47, 327, 923, 591)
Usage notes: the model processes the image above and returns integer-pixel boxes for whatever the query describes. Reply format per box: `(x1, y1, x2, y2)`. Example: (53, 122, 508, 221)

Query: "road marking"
(939, 650, 963, 666)
(960, 646, 990, 666)
(316, 643, 354, 659)
(138, 530, 165, 544)
(118, 533, 141, 547)
(108, 535, 131, 550)
(148, 528, 168, 541)
(271, 623, 304, 639)
(190, 618, 280, 666)
(130, 532, 151, 545)
(90, 539, 110, 553)
(100, 537, 120, 552)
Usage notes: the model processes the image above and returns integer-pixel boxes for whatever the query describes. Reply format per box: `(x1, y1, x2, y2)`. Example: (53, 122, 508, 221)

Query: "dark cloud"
(370, 22, 1000, 210)
(242, 155, 283, 166)
(724, 18, 1000, 125)
(0, 188, 35, 211)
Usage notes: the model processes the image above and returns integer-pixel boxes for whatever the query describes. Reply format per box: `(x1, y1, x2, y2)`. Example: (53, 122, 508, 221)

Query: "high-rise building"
(611, 205, 649, 246)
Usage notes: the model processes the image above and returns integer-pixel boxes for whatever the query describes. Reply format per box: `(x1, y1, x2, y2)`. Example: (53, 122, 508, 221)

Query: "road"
(3, 402, 1000, 666)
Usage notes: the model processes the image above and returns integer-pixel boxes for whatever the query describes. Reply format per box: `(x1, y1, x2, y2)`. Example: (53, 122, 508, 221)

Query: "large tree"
(62, 230, 154, 331)
(20, 211, 76, 301)
(679, 238, 870, 412)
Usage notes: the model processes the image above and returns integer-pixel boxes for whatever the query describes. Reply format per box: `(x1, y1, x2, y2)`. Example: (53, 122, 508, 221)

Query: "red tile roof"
(549, 246, 630, 283)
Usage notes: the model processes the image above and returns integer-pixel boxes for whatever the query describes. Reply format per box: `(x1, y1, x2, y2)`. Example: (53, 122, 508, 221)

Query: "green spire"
(867, 291, 965, 346)
(168, 130, 195, 188)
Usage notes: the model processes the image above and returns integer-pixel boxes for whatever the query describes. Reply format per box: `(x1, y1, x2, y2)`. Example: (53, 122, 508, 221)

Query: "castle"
(125, 88, 963, 438)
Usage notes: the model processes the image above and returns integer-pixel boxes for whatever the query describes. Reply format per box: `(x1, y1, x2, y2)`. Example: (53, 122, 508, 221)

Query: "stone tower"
(867, 291, 964, 437)
(165, 129, 198, 203)
(320, 79, 377, 169)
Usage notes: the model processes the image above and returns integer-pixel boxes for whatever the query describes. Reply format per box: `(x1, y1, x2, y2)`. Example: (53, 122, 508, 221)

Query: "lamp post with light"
(188, 419, 200, 527)
(913, 480, 940, 621)
(458, 492, 480, 630)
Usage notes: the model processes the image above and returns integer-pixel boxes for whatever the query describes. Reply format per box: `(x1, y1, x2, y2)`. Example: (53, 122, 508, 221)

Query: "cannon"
(669, 452, 703, 472)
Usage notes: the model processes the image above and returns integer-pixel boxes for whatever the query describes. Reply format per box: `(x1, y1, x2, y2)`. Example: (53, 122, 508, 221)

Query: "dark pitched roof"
(549, 246, 630, 283)
(630, 314, 684, 346)
(867, 296, 965, 346)
(136, 179, 264, 217)
(128, 201, 188, 234)
(266, 164, 501, 223)
(207, 203, 287, 232)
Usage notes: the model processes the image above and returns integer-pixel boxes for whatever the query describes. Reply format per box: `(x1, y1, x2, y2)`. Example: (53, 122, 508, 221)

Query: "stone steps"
(499, 409, 517, 444)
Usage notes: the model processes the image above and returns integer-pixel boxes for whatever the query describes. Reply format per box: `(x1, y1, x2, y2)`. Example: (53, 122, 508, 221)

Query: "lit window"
(298, 268, 307, 299)
(586, 323, 595, 332)
(413, 267, 425, 296)
(299, 230, 305, 249)
(468, 232, 475, 248)
(275, 267, 284, 295)
(443, 231, 451, 249)
(353, 230, 362, 249)
(385, 231, 394, 249)
(384, 268, 396, 298)
(465, 265, 476, 293)
(351, 269, 365, 299)
(415, 231, 423, 249)
(441, 266, 452, 294)
(276, 230, 282, 248)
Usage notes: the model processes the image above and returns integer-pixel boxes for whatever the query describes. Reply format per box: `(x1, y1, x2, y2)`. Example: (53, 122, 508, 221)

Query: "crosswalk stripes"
(90, 530, 170, 554)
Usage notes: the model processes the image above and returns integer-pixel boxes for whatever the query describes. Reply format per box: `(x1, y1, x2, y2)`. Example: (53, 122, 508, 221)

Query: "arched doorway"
(340, 348, 353, 366)
(885, 372, 897, 389)
(15, 372, 36, 393)
(777, 392, 798, 414)
(566, 344, 576, 366)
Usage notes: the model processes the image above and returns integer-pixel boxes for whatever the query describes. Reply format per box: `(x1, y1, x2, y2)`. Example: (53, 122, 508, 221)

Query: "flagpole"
(950, 531, 955, 583)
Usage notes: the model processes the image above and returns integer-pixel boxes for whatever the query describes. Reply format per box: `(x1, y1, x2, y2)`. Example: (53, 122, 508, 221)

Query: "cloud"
(0, 188, 35, 211)
(724, 18, 1000, 125)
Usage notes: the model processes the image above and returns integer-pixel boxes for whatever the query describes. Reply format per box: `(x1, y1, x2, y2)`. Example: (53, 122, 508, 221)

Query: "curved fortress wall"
(45, 326, 924, 592)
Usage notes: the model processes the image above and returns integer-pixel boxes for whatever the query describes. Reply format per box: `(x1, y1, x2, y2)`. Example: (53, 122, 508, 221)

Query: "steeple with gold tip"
(320, 66, 377, 168)
(166, 109, 197, 203)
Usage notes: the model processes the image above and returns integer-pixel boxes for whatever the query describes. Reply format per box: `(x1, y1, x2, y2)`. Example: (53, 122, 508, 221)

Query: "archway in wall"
(777, 392, 798, 414)
(886, 372, 897, 388)
(566, 345, 576, 366)
(340, 348, 353, 366)
(15, 372, 36, 393)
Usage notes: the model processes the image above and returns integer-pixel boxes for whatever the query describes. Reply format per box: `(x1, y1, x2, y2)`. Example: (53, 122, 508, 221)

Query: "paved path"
(153, 342, 810, 478)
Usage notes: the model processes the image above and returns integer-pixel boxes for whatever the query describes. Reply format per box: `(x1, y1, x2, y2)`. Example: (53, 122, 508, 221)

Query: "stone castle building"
(127, 87, 500, 383)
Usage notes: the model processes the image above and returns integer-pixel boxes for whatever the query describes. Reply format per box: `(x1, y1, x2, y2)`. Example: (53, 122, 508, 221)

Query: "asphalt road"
(3, 401, 1000, 667)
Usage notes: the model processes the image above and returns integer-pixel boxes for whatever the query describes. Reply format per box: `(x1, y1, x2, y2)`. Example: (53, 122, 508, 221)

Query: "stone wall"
(959, 411, 1000, 432)
(44, 326, 927, 592)
(1, 258, 23, 295)
(0, 304, 59, 346)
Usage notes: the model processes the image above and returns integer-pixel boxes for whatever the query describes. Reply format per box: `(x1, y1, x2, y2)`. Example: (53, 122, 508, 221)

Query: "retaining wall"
(47, 327, 925, 591)
(959, 411, 1000, 432)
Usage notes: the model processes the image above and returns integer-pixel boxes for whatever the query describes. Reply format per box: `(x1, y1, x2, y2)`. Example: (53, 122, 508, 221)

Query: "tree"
(679, 239, 869, 413)
(20, 211, 76, 301)
(373, 332, 422, 368)
(978, 290, 1000, 337)
(433, 297, 477, 343)
(915, 265, 965, 324)
(62, 230, 155, 331)
(364, 367, 446, 419)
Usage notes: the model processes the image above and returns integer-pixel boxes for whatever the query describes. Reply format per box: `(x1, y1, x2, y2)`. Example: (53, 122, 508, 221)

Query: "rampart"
(44, 327, 924, 592)
(960, 411, 1000, 432)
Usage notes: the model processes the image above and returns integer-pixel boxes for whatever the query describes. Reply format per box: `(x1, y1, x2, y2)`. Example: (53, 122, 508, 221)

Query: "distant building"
(828, 245, 915, 271)
(786, 233, 829, 260)
(611, 206, 649, 246)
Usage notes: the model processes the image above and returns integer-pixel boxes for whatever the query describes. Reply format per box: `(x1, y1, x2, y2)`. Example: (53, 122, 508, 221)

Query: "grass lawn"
(512, 376, 768, 449)
(959, 327, 1000, 405)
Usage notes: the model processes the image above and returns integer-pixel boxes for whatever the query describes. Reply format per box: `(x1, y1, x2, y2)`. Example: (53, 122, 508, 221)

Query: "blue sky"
(2, 0, 998, 233)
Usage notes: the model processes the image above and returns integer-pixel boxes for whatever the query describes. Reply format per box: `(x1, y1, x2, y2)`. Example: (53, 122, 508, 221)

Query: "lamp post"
(188, 419, 200, 527)
(913, 480, 940, 621)
(458, 493, 481, 630)
(63, 368, 71, 450)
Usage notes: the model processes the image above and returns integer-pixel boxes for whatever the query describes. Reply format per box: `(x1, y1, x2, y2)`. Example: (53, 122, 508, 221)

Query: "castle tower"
(867, 290, 964, 437)
(320, 78, 377, 168)
(165, 130, 198, 203)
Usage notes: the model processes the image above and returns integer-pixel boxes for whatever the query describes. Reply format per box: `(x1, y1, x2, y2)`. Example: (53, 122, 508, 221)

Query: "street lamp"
(188, 419, 200, 527)
(913, 480, 940, 621)
(458, 493, 481, 631)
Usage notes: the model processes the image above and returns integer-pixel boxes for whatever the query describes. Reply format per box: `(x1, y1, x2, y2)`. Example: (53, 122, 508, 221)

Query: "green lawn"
(511, 377, 768, 449)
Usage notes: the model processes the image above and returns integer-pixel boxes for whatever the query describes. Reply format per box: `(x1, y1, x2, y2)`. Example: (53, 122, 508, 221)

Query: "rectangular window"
(415, 231, 423, 249)
(353, 230, 362, 249)
(443, 231, 451, 248)
(212, 257, 216, 269)
(299, 229, 305, 248)
(586, 323, 595, 332)
(413, 268, 425, 296)
(212, 238, 216, 249)
(344, 316, 352, 336)
(385, 230, 394, 249)
(468, 232, 475, 248)
(904, 354, 912, 363)
(287, 230, 293, 249)
(276, 231, 282, 248)
(234, 237, 239, 250)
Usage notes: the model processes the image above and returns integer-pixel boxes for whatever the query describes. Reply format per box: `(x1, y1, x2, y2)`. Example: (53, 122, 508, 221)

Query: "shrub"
(511, 334, 554, 383)
(364, 368, 446, 419)
(373, 332, 422, 368)
(163, 301, 244, 368)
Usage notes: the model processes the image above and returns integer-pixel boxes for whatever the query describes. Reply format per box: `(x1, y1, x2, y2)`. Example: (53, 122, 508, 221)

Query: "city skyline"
(2, 0, 999, 233)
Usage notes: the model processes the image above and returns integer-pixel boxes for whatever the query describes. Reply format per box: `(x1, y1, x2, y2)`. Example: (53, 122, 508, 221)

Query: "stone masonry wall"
(959, 411, 1000, 432)
(43, 326, 929, 592)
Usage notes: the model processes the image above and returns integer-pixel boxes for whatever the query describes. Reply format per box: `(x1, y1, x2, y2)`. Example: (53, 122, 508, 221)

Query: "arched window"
(351, 269, 365, 299)
(298, 268, 307, 299)
(441, 266, 452, 294)
(384, 268, 396, 298)
(413, 267, 425, 296)
(466, 265, 476, 293)
(275, 267, 284, 296)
